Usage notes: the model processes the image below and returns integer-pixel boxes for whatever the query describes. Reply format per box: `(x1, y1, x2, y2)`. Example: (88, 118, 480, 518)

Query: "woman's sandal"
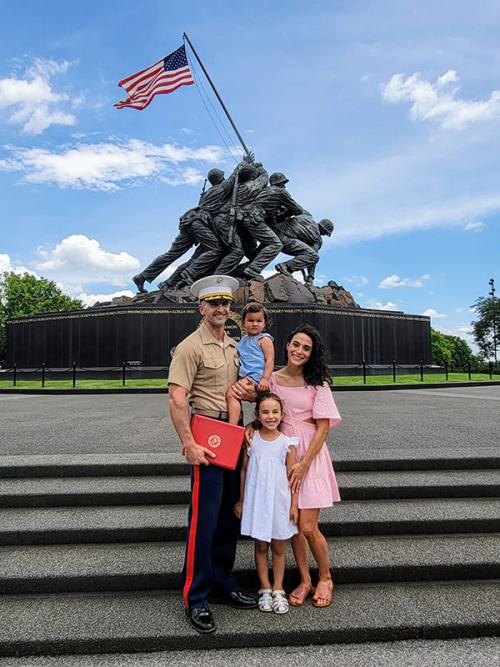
(312, 579, 334, 608)
(258, 588, 273, 612)
(272, 589, 289, 614)
(288, 582, 313, 607)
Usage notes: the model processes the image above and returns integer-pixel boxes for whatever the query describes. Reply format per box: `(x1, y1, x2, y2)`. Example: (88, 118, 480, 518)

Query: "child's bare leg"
(270, 539, 285, 590)
(226, 385, 242, 425)
(254, 540, 271, 589)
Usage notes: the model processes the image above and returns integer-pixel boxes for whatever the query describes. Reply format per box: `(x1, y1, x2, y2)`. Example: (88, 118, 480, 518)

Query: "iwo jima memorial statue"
(6, 35, 431, 369)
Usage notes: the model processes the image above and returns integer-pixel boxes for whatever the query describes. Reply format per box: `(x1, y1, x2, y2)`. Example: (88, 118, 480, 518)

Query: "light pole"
(489, 278, 497, 365)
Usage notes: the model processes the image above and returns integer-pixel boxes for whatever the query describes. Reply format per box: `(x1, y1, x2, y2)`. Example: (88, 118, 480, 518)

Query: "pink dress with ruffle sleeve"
(269, 373, 342, 509)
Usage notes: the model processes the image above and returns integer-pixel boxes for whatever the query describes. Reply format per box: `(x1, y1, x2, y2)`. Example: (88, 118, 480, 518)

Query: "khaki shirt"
(169, 321, 239, 413)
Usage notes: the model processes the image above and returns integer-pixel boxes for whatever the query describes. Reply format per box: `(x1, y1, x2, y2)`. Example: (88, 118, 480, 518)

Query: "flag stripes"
(115, 45, 194, 111)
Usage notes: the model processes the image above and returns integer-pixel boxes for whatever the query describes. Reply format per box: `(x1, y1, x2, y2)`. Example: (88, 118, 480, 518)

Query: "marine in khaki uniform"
(168, 275, 257, 634)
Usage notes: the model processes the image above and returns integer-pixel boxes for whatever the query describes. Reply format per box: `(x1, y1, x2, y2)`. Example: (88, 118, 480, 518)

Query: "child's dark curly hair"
(284, 324, 331, 387)
(252, 391, 284, 430)
(241, 302, 269, 324)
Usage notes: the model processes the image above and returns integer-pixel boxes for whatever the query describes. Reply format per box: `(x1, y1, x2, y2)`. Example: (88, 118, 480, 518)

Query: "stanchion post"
(489, 362, 493, 380)
(122, 362, 126, 387)
(420, 360, 424, 382)
(392, 359, 396, 383)
(13, 363, 17, 387)
(41, 362, 46, 388)
(468, 362, 471, 380)
(445, 362, 449, 381)
(362, 359, 367, 384)
(72, 361, 77, 388)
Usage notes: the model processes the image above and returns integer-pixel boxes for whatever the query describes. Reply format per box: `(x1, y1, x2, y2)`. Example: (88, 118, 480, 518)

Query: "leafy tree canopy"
(471, 295, 500, 360)
(431, 329, 476, 368)
(0, 272, 83, 364)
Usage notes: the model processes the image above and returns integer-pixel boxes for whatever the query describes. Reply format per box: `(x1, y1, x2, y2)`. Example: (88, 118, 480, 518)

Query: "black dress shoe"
(186, 606, 216, 634)
(209, 590, 258, 609)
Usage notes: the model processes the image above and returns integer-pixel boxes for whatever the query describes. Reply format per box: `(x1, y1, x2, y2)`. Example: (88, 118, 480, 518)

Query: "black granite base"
(6, 304, 431, 368)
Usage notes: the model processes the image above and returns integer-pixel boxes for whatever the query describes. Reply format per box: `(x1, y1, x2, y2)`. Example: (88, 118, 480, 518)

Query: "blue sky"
(1, 0, 499, 349)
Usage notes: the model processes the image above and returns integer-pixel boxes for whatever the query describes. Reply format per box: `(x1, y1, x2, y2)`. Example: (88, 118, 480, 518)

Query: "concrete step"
(2, 469, 499, 508)
(0, 534, 498, 594)
(0, 498, 498, 546)
(1, 637, 499, 667)
(1, 452, 499, 479)
(0, 581, 497, 657)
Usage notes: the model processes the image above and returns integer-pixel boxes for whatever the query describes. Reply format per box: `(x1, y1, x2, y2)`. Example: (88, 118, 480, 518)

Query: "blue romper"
(237, 333, 273, 384)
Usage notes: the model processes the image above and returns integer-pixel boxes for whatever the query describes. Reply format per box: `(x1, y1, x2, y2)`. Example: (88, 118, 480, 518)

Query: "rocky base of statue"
(91, 274, 358, 309)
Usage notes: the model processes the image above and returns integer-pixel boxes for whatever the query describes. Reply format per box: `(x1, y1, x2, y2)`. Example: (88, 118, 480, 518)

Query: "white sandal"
(272, 589, 289, 614)
(258, 588, 273, 612)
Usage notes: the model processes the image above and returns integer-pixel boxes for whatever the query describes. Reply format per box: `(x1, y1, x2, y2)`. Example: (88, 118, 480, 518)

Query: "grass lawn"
(0, 372, 498, 390)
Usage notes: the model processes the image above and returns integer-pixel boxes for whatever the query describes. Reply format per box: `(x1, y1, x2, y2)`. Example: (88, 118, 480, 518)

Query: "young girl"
(234, 392, 298, 614)
(227, 303, 275, 424)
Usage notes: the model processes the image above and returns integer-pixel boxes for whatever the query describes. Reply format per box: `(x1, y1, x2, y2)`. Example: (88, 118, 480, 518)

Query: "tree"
(447, 334, 475, 368)
(0, 272, 83, 365)
(471, 295, 500, 361)
(431, 329, 476, 368)
(431, 329, 454, 366)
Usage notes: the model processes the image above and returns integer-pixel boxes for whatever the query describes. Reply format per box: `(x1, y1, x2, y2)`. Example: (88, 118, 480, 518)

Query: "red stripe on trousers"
(182, 465, 200, 607)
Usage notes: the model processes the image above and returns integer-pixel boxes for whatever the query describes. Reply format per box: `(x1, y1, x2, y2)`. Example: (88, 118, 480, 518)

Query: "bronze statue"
(132, 165, 239, 293)
(131, 157, 334, 294)
(273, 213, 333, 285)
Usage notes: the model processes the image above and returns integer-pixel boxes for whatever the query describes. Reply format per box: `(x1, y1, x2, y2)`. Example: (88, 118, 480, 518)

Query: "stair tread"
(0, 581, 497, 656)
(1, 497, 498, 530)
(0, 534, 498, 581)
(2, 469, 499, 496)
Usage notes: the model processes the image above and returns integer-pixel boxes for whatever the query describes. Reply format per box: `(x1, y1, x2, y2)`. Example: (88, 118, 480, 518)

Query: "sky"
(1, 0, 499, 350)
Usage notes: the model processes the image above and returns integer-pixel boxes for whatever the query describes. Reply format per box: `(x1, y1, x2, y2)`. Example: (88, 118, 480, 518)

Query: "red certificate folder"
(191, 415, 245, 470)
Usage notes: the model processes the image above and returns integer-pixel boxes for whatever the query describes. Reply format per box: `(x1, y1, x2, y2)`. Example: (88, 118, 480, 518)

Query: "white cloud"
(34, 235, 140, 287)
(343, 275, 369, 287)
(383, 69, 500, 130)
(0, 139, 226, 191)
(0, 58, 77, 134)
(77, 290, 135, 308)
(364, 299, 400, 311)
(0, 253, 36, 276)
(455, 306, 475, 314)
(421, 308, 447, 319)
(464, 220, 484, 232)
(379, 273, 430, 289)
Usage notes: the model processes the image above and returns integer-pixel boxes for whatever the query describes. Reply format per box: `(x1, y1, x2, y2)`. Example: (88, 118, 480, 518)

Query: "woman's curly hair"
(284, 324, 330, 387)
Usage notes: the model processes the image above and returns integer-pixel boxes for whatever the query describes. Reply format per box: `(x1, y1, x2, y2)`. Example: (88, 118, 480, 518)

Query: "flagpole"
(183, 32, 251, 158)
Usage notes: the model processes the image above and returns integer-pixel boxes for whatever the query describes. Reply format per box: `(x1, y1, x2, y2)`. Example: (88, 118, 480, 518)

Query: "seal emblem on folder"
(208, 434, 221, 448)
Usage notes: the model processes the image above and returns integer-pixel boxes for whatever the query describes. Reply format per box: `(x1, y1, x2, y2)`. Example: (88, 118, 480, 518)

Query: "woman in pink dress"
(268, 324, 342, 608)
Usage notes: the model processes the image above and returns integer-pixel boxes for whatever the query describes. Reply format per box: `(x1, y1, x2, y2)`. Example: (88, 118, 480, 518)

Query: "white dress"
(240, 431, 299, 543)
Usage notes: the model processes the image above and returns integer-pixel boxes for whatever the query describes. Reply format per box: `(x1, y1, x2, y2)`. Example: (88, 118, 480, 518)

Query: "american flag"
(115, 45, 195, 110)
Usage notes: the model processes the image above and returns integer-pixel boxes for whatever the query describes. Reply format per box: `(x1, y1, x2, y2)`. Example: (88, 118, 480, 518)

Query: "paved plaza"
(1, 385, 498, 458)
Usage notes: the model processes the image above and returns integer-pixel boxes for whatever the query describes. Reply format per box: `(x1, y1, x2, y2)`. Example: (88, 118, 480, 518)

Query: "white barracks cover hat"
(190, 275, 239, 301)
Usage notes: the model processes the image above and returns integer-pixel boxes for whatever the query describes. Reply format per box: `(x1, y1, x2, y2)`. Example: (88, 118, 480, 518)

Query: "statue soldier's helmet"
(269, 172, 289, 186)
(207, 168, 225, 185)
(318, 218, 334, 236)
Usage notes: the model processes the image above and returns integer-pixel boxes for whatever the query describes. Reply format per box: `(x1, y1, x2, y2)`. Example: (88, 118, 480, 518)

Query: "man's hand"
(233, 500, 243, 519)
(244, 423, 255, 447)
(244, 151, 255, 164)
(231, 377, 257, 402)
(183, 442, 216, 466)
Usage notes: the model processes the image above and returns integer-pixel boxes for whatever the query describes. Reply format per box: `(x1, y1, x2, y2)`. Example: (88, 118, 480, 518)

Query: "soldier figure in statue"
(132, 165, 241, 293)
(212, 162, 273, 281)
(272, 212, 334, 285)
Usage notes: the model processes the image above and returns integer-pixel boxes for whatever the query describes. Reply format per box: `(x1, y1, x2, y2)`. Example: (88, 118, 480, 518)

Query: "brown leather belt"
(191, 409, 229, 420)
